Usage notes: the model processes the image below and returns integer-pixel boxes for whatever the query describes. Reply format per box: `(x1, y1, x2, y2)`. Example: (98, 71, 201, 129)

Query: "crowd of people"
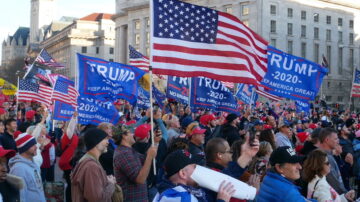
(1, 100, 360, 202)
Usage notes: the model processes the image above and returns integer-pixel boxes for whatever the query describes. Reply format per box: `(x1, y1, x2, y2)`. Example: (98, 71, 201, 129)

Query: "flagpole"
(349, 67, 356, 111)
(188, 77, 192, 107)
(24, 48, 44, 79)
(148, 66, 157, 175)
(15, 76, 19, 120)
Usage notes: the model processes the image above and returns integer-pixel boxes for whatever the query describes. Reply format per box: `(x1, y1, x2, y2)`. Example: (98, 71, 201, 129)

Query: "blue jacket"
(257, 171, 307, 202)
(8, 154, 46, 202)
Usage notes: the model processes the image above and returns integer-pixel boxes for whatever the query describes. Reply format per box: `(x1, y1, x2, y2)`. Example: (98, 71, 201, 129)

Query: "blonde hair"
(97, 122, 113, 131)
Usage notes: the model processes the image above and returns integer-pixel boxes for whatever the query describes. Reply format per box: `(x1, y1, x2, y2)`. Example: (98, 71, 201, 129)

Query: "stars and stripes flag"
(129, 45, 150, 71)
(256, 86, 282, 102)
(52, 77, 79, 107)
(17, 79, 53, 106)
(221, 81, 234, 89)
(35, 49, 64, 68)
(351, 69, 360, 98)
(150, 0, 268, 85)
(321, 54, 329, 68)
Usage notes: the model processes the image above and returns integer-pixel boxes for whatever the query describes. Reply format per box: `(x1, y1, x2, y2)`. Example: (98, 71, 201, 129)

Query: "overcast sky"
(0, 0, 115, 62)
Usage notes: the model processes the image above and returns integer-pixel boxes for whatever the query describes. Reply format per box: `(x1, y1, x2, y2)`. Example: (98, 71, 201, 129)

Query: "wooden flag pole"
(148, 66, 157, 175)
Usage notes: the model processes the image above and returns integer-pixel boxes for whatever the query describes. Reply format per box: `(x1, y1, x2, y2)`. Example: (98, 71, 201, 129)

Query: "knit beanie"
(226, 113, 238, 123)
(345, 118, 355, 128)
(84, 128, 108, 151)
(15, 133, 37, 154)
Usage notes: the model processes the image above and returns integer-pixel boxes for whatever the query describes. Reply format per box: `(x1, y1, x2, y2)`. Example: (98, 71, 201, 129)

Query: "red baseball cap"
(309, 123, 317, 129)
(297, 132, 310, 143)
(25, 110, 36, 120)
(0, 146, 15, 158)
(191, 127, 206, 135)
(134, 124, 151, 140)
(263, 124, 273, 130)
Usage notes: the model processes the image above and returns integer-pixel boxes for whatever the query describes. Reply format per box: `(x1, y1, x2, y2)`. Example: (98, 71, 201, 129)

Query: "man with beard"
(9, 133, 46, 202)
(70, 128, 115, 202)
(221, 113, 240, 146)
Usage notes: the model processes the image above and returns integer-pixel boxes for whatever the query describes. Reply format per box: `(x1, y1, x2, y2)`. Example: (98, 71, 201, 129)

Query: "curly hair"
(302, 149, 328, 182)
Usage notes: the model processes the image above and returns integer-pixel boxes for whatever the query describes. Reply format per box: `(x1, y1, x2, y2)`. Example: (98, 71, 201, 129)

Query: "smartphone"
(249, 131, 256, 147)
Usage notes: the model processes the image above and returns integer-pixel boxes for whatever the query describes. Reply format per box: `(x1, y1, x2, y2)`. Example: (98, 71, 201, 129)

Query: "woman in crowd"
(259, 129, 276, 150)
(302, 149, 355, 202)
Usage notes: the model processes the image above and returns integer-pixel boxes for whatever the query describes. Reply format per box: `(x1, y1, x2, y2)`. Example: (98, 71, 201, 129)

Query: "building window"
(225, 5, 233, 14)
(135, 20, 140, 30)
(287, 40, 293, 54)
(146, 17, 150, 27)
(270, 5, 276, 15)
(314, 27, 319, 39)
(338, 96, 343, 102)
(350, 48, 354, 71)
(326, 45, 331, 72)
(314, 43, 319, 63)
(349, 33, 354, 45)
(301, 42, 306, 58)
(241, 4, 249, 16)
(326, 29, 331, 41)
(287, 23, 293, 35)
(147, 32, 150, 44)
(96, 47, 99, 54)
(270, 20, 276, 33)
(242, 20, 249, 27)
(338, 47, 343, 75)
(301, 11, 306, 20)
(135, 34, 140, 45)
(349, 20, 354, 28)
(327, 82, 331, 88)
(338, 18, 343, 27)
(325, 95, 332, 102)
(271, 39, 276, 47)
(301, 25, 306, 38)
(81, 46, 87, 53)
(338, 31, 343, 43)
(314, 13, 319, 22)
(109, 47, 114, 54)
(287, 8, 293, 18)
(326, 16, 331, 24)
(109, 59, 114, 62)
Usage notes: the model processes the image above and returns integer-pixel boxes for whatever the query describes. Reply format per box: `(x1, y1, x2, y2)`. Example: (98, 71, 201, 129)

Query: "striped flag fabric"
(221, 81, 234, 89)
(321, 54, 329, 68)
(129, 45, 150, 71)
(256, 86, 282, 102)
(351, 69, 360, 98)
(17, 79, 53, 106)
(35, 49, 64, 68)
(151, 0, 268, 85)
(52, 77, 79, 107)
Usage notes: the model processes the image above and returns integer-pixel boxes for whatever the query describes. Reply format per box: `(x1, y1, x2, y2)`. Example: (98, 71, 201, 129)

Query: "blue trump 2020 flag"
(77, 53, 145, 104)
(261, 46, 328, 102)
(53, 100, 75, 121)
(167, 76, 189, 104)
(296, 100, 310, 115)
(136, 86, 150, 109)
(235, 83, 258, 105)
(77, 97, 120, 125)
(190, 77, 239, 114)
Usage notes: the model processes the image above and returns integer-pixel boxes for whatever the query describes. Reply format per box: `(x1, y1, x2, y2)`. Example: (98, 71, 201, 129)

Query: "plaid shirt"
(114, 145, 148, 202)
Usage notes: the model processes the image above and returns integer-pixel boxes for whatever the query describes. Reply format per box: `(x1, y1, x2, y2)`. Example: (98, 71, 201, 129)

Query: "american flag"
(129, 45, 150, 71)
(52, 77, 79, 107)
(151, 0, 268, 85)
(321, 54, 329, 68)
(35, 49, 64, 68)
(351, 69, 360, 98)
(17, 79, 53, 106)
(256, 86, 282, 102)
(221, 81, 234, 88)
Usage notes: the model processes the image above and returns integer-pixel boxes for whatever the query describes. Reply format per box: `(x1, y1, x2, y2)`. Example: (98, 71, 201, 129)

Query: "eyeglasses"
(324, 161, 330, 165)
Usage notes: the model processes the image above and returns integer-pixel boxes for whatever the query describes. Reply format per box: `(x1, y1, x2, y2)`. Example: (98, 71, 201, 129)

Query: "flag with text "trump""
(150, 0, 268, 85)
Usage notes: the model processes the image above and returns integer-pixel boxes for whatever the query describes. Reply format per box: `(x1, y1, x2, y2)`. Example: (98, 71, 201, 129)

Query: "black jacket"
(0, 180, 20, 202)
(0, 132, 17, 152)
(220, 124, 240, 146)
(99, 141, 116, 175)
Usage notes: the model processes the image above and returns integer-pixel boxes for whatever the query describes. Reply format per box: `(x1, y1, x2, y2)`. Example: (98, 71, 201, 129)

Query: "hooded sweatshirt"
(8, 154, 46, 202)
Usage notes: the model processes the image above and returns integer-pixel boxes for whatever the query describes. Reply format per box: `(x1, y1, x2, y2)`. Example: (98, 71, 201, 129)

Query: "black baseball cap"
(269, 146, 304, 166)
(163, 149, 203, 178)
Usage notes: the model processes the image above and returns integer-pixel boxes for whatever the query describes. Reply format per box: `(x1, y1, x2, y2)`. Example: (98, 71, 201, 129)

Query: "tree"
(0, 57, 26, 84)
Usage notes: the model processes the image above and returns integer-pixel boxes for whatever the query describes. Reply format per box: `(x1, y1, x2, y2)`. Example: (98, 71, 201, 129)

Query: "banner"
(190, 77, 239, 114)
(77, 54, 145, 104)
(295, 100, 310, 115)
(0, 78, 17, 96)
(53, 100, 75, 121)
(136, 86, 150, 109)
(235, 84, 258, 105)
(167, 76, 189, 104)
(77, 97, 120, 125)
(261, 46, 328, 101)
(153, 85, 166, 109)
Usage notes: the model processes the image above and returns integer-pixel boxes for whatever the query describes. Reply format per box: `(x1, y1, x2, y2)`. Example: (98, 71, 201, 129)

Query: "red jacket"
(59, 133, 79, 171)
